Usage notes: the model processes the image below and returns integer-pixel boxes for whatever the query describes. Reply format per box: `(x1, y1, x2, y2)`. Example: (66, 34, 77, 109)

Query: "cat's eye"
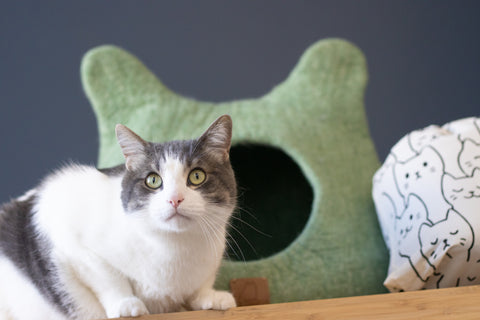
(145, 173, 163, 189)
(188, 169, 206, 186)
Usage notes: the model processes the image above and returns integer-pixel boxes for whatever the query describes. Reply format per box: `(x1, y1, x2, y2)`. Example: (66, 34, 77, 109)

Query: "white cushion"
(373, 117, 480, 291)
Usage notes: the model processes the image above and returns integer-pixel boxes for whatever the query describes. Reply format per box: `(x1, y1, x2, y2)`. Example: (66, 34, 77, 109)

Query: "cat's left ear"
(197, 115, 233, 161)
(472, 167, 480, 178)
(115, 124, 148, 171)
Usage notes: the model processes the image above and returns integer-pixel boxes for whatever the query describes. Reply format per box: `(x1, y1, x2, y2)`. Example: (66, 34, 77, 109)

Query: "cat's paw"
(190, 289, 236, 311)
(107, 297, 149, 318)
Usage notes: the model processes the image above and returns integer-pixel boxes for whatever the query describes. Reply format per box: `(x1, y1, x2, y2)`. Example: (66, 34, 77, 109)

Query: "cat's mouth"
(464, 191, 480, 199)
(165, 211, 191, 221)
(401, 226, 412, 239)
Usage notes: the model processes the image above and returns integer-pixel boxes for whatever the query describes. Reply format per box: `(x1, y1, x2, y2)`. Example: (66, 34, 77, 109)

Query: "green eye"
(145, 173, 162, 189)
(188, 169, 206, 186)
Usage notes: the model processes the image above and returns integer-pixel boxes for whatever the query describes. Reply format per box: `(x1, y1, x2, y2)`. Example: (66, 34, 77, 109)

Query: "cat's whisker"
(224, 231, 247, 263)
(201, 214, 235, 259)
(208, 203, 269, 239)
(207, 213, 257, 260)
(230, 215, 271, 238)
(202, 216, 224, 256)
(197, 216, 218, 260)
(233, 198, 261, 224)
(202, 214, 246, 262)
(201, 215, 244, 262)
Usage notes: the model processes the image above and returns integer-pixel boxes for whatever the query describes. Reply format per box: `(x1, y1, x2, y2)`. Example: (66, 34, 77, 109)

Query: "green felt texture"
(81, 38, 389, 302)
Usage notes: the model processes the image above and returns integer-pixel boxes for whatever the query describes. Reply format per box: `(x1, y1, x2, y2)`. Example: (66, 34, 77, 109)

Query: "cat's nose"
(168, 196, 184, 209)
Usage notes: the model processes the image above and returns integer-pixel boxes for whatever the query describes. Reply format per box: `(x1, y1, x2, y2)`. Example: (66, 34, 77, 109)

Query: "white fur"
(0, 258, 66, 320)
(0, 159, 235, 319)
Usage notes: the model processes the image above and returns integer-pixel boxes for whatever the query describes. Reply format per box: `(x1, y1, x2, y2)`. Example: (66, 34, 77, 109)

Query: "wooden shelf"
(115, 285, 480, 320)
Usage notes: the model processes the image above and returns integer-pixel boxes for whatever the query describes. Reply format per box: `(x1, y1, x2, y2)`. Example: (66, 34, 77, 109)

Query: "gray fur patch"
(0, 194, 74, 316)
(98, 164, 125, 176)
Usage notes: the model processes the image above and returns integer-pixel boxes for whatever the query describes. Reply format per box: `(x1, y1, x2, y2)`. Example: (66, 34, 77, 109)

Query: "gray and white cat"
(0, 115, 237, 320)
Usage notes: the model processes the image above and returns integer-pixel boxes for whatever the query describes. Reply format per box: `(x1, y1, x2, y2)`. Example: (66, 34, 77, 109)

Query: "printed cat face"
(459, 139, 480, 177)
(408, 125, 450, 153)
(443, 117, 480, 144)
(443, 169, 480, 204)
(395, 194, 428, 253)
(115, 115, 237, 232)
(419, 210, 473, 268)
(394, 147, 444, 197)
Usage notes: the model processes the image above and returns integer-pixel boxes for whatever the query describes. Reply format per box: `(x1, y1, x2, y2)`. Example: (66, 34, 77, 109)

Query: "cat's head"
(459, 139, 480, 177)
(407, 125, 449, 153)
(395, 194, 428, 249)
(419, 210, 473, 268)
(394, 147, 444, 197)
(443, 169, 480, 205)
(115, 115, 237, 233)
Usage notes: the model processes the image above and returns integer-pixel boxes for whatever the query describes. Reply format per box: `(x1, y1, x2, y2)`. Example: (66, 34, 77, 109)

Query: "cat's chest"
(125, 232, 222, 299)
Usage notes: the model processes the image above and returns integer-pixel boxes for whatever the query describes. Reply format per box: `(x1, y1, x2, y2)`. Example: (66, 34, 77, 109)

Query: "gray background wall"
(1, 1, 479, 204)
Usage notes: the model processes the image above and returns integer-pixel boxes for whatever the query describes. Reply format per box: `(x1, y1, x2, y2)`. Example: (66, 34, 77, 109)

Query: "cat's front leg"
(189, 288, 236, 311)
(89, 272, 149, 318)
(70, 255, 149, 318)
(108, 296, 150, 318)
(188, 274, 236, 311)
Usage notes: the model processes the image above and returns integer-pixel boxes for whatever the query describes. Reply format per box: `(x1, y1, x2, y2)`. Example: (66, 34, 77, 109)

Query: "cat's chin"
(151, 210, 195, 233)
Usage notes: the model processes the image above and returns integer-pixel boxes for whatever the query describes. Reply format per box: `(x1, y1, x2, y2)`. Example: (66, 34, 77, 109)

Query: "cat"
(443, 117, 480, 144)
(442, 169, 480, 262)
(419, 209, 475, 288)
(443, 169, 480, 214)
(458, 139, 480, 177)
(0, 115, 238, 320)
(407, 125, 450, 155)
(391, 122, 473, 177)
(393, 146, 451, 223)
(383, 194, 436, 292)
(390, 194, 432, 282)
(388, 125, 450, 163)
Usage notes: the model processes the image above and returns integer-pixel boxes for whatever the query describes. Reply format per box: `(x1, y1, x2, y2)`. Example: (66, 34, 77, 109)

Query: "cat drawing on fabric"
(392, 194, 432, 282)
(459, 139, 480, 177)
(419, 209, 475, 288)
(394, 146, 451, 223)
(0, 115, 237, 320)
(443, 169, 480, 263)
(443, 169, 480, 215)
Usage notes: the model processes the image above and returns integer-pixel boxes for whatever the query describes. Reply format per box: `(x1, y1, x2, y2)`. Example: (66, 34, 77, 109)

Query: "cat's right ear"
(115, 124, 147, 171)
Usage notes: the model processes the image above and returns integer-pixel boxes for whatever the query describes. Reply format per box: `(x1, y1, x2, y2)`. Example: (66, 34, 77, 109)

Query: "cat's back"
(37, 163, 122, 205)
(0, 163, 124, 262)
(33, 164, 125, 244)
(0, 164, 124, 320)
(0, 180, 74, 319)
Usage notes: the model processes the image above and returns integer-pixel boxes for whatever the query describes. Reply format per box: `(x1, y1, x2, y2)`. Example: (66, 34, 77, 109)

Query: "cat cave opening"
(227, 144, 314, 262)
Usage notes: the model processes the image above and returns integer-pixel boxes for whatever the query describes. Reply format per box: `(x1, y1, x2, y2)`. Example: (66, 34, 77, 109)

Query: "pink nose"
(168, 196, 184, 209)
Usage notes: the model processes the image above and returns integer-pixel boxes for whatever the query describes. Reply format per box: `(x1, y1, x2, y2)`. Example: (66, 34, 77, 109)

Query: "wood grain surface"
(113, 285, 480, 320)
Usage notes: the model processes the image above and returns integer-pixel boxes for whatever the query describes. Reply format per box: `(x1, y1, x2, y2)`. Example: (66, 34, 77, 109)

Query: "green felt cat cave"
(81, 38, 388, 302)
